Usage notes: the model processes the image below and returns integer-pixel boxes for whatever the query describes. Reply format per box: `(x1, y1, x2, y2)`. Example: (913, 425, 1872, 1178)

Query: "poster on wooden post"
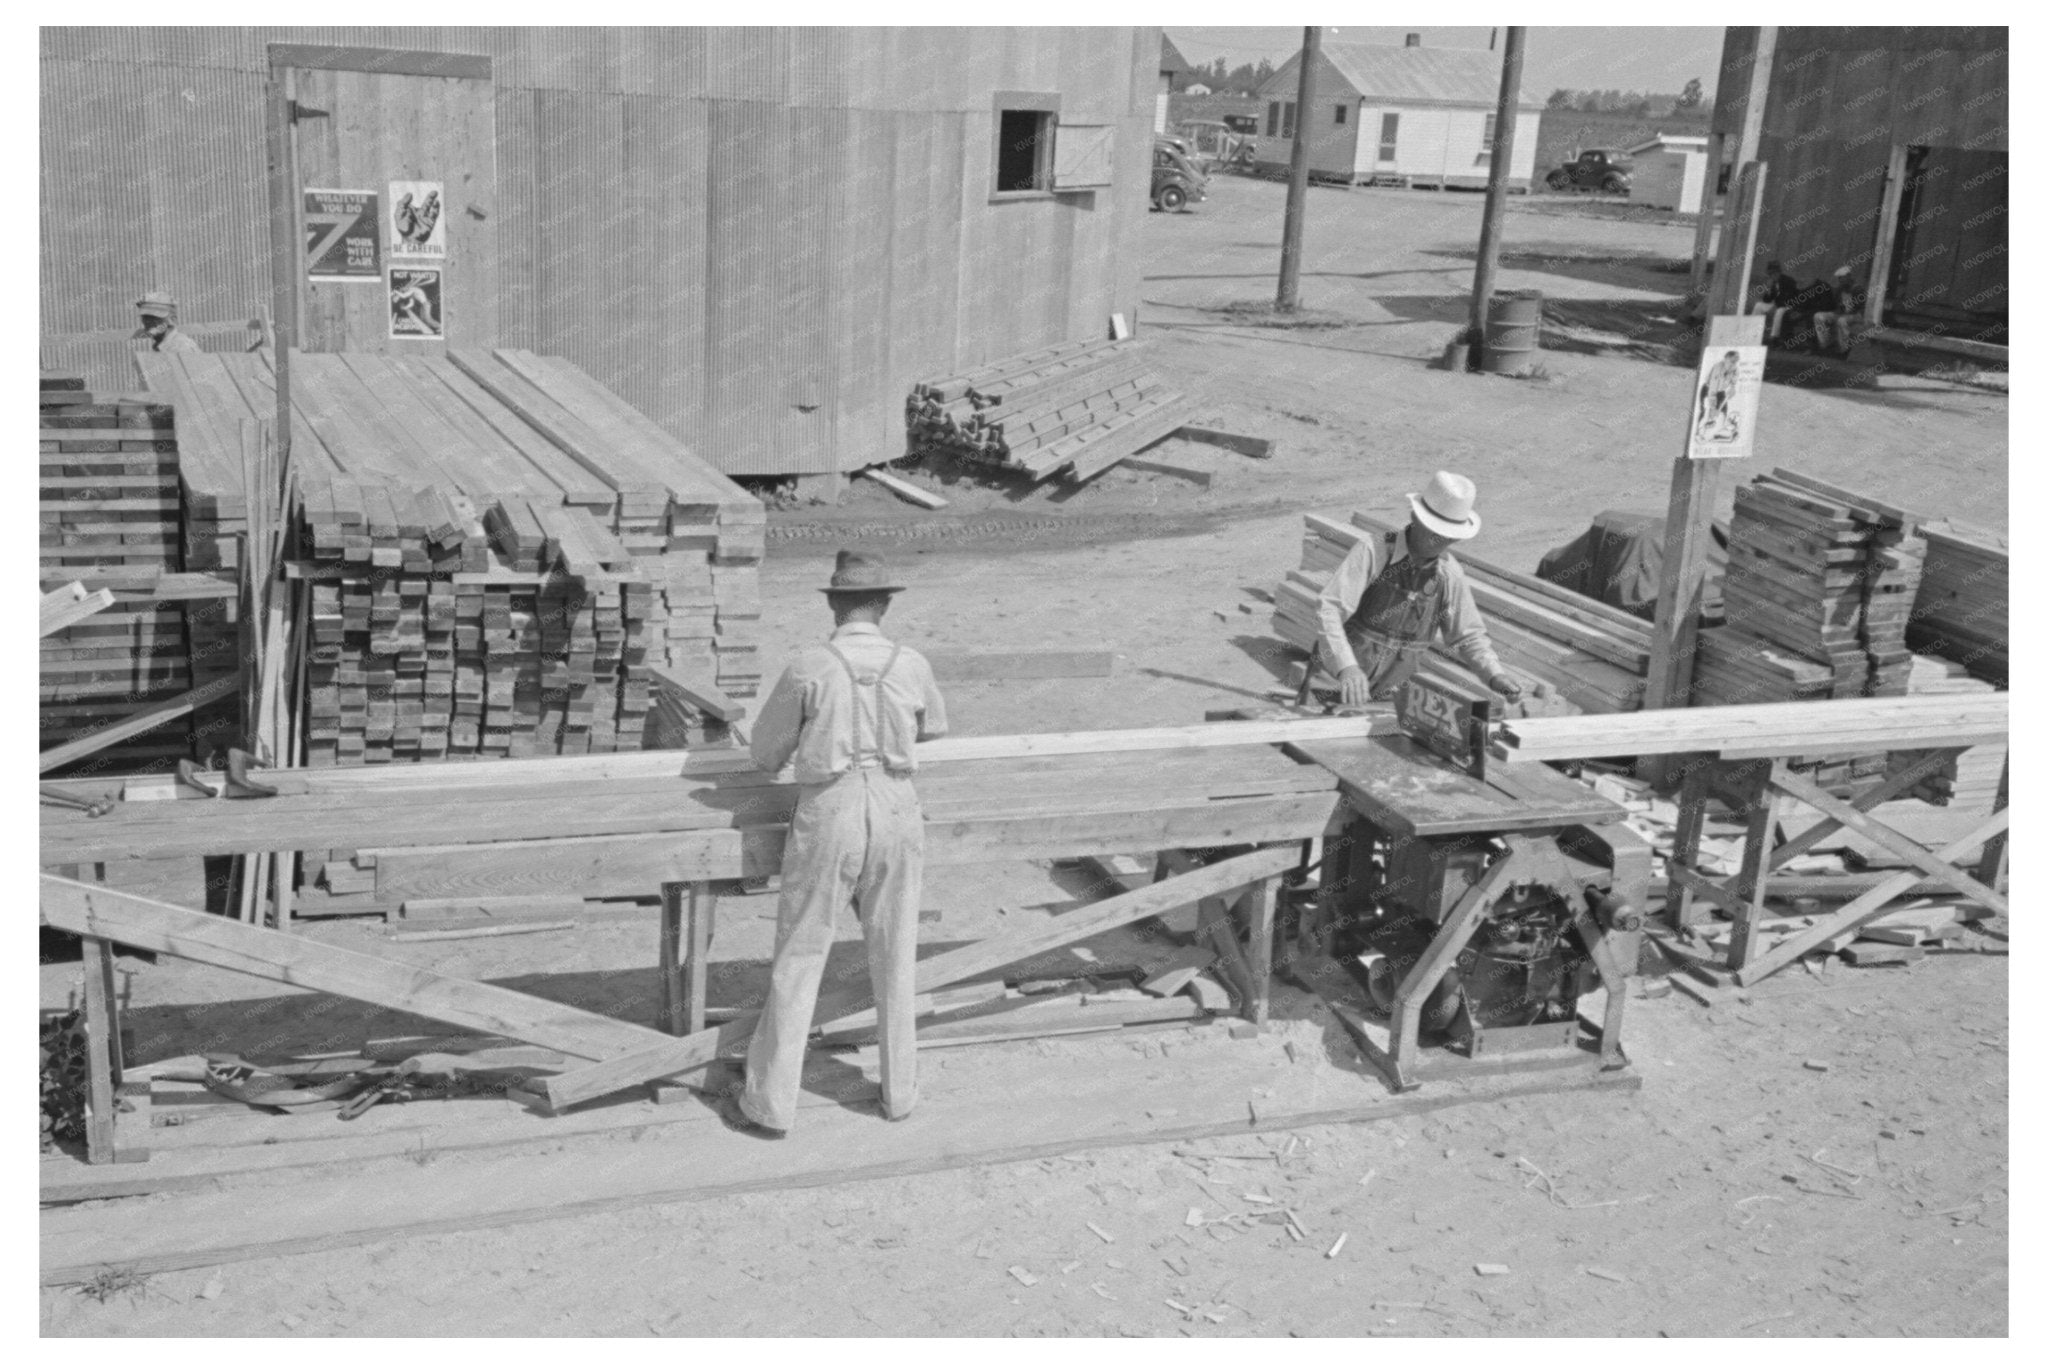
(1685, 344, 1765, 459)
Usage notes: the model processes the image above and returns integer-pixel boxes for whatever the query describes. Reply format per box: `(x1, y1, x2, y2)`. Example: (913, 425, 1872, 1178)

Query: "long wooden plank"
(38, 1053, 1635, 1284)
(38, 877, 670, 1061)
(40, 585, 116, 637)
(88, 715, 1400, 803)
(536, 844, 1302, 1111)
(444, 351, 622, 492)
(858, 466, 947, 509)
(38, 676, 239, 774)
(1496, 694, 2007, 762)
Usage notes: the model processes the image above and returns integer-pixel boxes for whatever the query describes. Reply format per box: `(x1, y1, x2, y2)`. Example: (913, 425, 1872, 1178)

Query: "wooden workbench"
(1286, 735, 1621, 838)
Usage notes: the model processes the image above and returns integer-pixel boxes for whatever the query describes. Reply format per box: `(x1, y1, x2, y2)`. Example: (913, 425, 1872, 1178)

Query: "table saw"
(1283, 674, 1650, 1091)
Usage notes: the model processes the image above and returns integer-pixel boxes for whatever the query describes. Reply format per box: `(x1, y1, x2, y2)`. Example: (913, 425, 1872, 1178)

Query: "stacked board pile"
(1906, 523, 2007, 685)
(39, 373, 239, 773)
(1698, 469, 1924, 705)
(137, 348, 767, 756)
(297, 482, 669, 764)
(907, 340, 1192, 484)
(1896, 655, 2004, 809)
(1272, 511, 1652, 715)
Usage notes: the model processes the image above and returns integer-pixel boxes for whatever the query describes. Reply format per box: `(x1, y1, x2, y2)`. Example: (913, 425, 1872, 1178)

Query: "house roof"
(1265, 42, 1542, 110)
(1627, 133, 1709, 154)
(1160, 32, 1193, 77)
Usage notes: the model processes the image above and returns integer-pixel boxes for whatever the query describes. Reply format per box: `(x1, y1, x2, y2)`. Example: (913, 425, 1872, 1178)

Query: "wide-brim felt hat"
(1407, 470, 1482, 540)
(820, 548, 906, 594)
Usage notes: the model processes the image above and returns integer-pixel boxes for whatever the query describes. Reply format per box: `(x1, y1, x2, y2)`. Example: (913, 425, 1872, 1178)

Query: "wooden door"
(277, 46, 498, 354)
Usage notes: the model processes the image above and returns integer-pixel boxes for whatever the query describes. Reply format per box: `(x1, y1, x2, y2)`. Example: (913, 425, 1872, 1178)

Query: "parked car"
(1546, 149, 1633, 194)
(1152, 139, 1208, 211)
(1174, 119, 1257, 171)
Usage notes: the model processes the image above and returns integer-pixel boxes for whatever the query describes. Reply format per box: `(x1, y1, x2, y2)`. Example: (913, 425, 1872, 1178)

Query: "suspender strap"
(825, 642, 903, 765)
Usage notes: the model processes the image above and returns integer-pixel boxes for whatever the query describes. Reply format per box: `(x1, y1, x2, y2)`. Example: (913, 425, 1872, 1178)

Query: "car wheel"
(1158, 184, 1187, 212)
(1545, 170, 1571, 191)
(1600, 174, 1626, 194)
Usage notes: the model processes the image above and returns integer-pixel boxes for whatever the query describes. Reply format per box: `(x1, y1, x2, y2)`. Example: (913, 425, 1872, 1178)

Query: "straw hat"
(1407, 471, 1482, 541)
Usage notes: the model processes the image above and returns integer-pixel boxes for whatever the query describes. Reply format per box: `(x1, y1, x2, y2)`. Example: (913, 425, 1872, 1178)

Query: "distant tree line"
(1179, 56, 1277, 94)
(1545, 78, 1709, 117)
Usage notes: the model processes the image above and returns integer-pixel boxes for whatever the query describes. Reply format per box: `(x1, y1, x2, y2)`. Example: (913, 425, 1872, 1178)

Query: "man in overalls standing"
(1313, 471, 1523, 708)
(727, 550, 949, 1138)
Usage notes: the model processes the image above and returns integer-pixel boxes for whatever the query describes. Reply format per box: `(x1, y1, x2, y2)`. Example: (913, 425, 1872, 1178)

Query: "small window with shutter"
(1052, 121, 1113, 190)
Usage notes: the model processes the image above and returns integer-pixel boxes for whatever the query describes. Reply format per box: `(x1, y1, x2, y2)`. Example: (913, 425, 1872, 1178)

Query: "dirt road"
(42, 174, 2008, 1337)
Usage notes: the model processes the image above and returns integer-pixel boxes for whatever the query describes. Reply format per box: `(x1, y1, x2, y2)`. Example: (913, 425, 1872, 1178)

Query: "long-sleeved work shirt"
(1314, 529, 1504, 683)
(749, 622, 949, 785)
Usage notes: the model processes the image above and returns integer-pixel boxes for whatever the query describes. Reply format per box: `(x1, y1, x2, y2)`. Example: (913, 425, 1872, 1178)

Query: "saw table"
(1282, 674, 1650, 1093)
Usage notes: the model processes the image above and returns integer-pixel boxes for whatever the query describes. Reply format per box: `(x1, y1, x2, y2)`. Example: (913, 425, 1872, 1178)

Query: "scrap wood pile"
(39, 373, 240, 773)
(137, 347, 767, 767)
(906, 339, 1192, 483)
(1271, 510, 1652, 715)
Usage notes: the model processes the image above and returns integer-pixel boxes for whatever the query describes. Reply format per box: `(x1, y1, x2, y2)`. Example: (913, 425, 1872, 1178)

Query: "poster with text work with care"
(303, 188, 381, 281)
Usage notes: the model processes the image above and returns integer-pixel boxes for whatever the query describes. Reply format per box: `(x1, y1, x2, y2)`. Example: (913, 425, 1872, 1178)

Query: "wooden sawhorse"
(1664, 745, 2009, 984)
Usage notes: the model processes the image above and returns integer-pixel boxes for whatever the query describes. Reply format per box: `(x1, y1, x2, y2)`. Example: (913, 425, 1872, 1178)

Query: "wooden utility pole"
(1275, 26, 1321, 313)
(1467, 25, 1526, 348)
(1687, 27, 1777, 304)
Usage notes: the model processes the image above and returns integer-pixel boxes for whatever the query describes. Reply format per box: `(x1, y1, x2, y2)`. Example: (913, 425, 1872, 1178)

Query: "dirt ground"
(40, 173, 2009, 1337)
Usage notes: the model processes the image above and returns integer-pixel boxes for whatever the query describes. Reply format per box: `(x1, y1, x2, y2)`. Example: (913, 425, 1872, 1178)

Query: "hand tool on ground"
(41, 788, 116, 818)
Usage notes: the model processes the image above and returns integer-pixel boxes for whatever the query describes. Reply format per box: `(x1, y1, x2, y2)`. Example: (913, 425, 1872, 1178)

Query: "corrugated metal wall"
(42, 26, 1155, 475)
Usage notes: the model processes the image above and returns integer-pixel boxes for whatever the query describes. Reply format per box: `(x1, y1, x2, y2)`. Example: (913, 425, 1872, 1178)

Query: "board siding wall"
(41, 25, 1154, 476)
(1714, 27, 2007, 333)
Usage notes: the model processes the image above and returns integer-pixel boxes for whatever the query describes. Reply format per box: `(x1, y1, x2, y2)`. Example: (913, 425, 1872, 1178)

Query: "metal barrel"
(1479, 289, 1543, 374)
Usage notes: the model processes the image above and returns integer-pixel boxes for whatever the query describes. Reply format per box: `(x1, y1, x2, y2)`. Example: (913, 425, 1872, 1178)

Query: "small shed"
(1627, 134, 1709, 213)
(1253, 39, 1541, 189)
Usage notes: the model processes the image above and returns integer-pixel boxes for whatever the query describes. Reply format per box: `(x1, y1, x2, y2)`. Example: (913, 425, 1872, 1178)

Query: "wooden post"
(1726, 761, 1788, 969)
(1689, 27, 1777, 310)
(263, 59, 296, 476)
(1975, 754, 2009, 894)
(79, 938, 121, 1164)
(1275, 27, 1321, 313)
(657, 882, 685, 1035)
(685, 884, 714, 1036)
(1667, 756, 1713, 929)
(1865, 141, 1910, 326)
(1706, 162, 1769, 317)
(1639, 311, 1765, 785)
(1467, 26, 1527, 349)
(1243, 878, 1277, 1026)
(1686, 133, 1727, 300)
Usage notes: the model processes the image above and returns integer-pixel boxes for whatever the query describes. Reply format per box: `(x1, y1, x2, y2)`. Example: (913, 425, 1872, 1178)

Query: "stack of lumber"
(1708, 469, 1924, 702)
(1896, 656, 2004, 809)
(136, 348, 766, 729)
(296, 480, 664, 765)
(1272, 510, 1652, 714)
(39, 374, 239, 773)
(906, 340, 1192, 484)
(1907, 522, 2007, 685)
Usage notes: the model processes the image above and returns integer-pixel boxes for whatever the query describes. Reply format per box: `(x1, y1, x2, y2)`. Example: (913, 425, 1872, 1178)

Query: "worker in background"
(1314, 471, 1524, 707)
(724, 550, 948, 1140)
(133, 289, 201, 353)
(1749, 261, 1802, 344)
(1810, 266, 1864, 356)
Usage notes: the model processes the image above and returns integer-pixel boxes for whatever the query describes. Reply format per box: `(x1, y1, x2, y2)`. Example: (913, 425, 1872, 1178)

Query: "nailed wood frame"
(542, 844, 1302, 1112)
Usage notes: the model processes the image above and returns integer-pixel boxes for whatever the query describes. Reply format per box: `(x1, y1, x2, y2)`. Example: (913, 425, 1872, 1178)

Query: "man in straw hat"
(1313, 470, 1522, 708)
(724, 550, 949, 1139)
(133, 289, 202, 354)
